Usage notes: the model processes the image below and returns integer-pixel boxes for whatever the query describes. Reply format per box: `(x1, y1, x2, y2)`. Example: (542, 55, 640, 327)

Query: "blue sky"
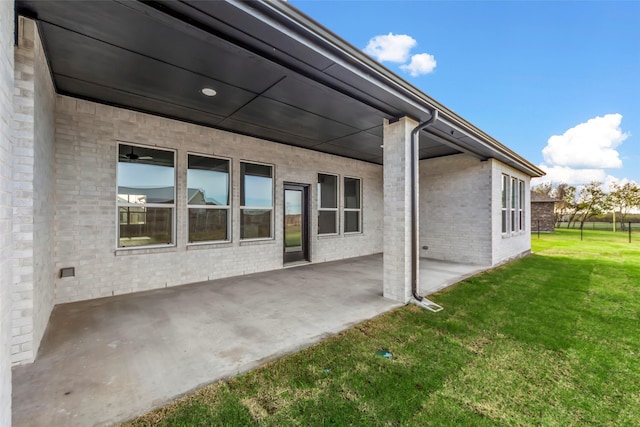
(291, 1, 640, 187)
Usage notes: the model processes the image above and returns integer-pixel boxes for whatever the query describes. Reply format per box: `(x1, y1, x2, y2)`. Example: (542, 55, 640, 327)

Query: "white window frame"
(317, 172, 339, 236)
(511, 176, 518, 233)
(501, 174, 509, 235)
(116, 143, 176, 250)
(186, 153, 232, 245)
(519, 180, 525, 232)
(343, 176, 362, 234)
(239, 160, 274, 241)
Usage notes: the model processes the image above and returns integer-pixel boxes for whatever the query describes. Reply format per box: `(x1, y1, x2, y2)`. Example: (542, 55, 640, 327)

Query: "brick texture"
(531, 201, 555, 233)
(419, 154, 492, 265)
(11, 18, 56, 366)
(382, 118, 416, 303)
(54, 96, 383, 304)
(0, 0, 14, 423)
(490, 159, 531, 265)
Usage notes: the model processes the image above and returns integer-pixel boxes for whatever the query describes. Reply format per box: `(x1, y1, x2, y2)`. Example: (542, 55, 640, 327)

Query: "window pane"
(344, 211, 360, 233)
(188, 208, 228, 242)
(241, 163, 273, 207)
(318, 174, 337, 209)
(344, 177, 360, 209)
(318, 210, 337, 234)
(187, 155, 229, 206)
(511, 178, 517, 208)
(118, 145, 175, 204)
(502, 211, 507, 233)
(241, 209, 272, 239)
(502, 175, 508, 208)
(119, 207, 172, 247)
(511, 211, 516, 232)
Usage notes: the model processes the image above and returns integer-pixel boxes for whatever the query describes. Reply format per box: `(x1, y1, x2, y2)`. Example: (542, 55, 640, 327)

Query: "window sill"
(343, 231, 363, 236)
(240, 238, 275, 246)
(115, 244, 177, 256)
(317, 233, 340, 239)
(187, 241, 233, 250)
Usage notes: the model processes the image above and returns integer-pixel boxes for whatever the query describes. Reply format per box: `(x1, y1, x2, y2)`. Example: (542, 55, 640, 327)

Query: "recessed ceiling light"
(201, 88, 217, 97)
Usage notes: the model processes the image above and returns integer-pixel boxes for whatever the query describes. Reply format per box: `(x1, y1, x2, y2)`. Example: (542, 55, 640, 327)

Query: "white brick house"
(0, 1, 544, 423)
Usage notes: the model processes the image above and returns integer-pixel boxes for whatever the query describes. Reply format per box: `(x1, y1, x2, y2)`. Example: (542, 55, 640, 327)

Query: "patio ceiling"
(15, 0, 543, 174)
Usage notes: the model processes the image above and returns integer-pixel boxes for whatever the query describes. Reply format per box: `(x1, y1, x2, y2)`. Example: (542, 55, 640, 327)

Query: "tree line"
(533, 181, 640, 230)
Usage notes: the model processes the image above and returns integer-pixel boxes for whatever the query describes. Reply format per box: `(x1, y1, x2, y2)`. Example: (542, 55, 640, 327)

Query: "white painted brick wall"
(419, 154, 492, 265)
(382, 118, 416, 303)
(11, 18, 56, 366)
(0, 0, 14, 423)
(490, 159, 531, 265)
(54, 96, 383, 304)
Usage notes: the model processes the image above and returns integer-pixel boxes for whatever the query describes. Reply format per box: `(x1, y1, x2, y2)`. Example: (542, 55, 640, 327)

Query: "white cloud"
(364, 33, 416, 63)
(536, 114, 631, 186)
(542, 114, 628, 169)
(533, 165, 606, 186)
(400, 53, 437, 76)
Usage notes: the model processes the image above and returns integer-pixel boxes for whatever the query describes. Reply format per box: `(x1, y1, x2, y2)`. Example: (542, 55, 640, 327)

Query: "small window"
(519, 180, 525, 231)
(344, 177, 361, 233)
(240, 162, 273, 240)
(511, 177, 518, 232)
(117, 144, 175, 248)
(318, 173, 338, 235)
(501, 175, 509, 234)
(187, 155, 230, 243)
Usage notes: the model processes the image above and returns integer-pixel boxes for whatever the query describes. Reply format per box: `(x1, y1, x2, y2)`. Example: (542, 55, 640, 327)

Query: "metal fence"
(532, 220, 640, 242)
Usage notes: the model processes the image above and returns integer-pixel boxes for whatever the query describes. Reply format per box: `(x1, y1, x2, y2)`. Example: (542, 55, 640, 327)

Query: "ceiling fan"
(119, 146, 153, 161)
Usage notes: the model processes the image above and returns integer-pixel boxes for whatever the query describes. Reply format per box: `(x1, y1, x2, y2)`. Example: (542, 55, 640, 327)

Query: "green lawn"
(124, 229, 640, 426)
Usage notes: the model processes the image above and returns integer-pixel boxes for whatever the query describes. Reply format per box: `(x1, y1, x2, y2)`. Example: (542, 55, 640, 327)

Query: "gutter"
(410, 110, 439, 302)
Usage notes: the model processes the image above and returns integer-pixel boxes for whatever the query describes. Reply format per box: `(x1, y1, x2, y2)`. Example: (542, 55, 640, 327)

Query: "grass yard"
(124, 229, 640, 426)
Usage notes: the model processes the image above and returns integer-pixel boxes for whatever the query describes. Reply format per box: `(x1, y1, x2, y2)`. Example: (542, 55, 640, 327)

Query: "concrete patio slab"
(12, 254, 487, 426)
(420, 258, 490, 296)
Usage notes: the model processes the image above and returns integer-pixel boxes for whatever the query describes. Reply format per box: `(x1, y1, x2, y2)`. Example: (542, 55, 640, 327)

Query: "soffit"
(15, 0, 542, 171)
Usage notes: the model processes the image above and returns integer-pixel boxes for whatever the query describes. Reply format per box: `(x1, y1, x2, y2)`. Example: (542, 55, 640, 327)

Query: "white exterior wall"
(490, 159, 531, 265)
(54, 96, 383, 304)
(11, 18, 56, 365)
(382, 117, 417, 303)
(419, 154, 492, 265)
(0, 0, 15, 423)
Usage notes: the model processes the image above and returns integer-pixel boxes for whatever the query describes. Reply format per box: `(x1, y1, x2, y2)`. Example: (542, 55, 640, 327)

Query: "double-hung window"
(318, 173, 338, 235)
(117, 144, 175, 248)
(240, 162, 273, 240)
(187, 154, 230, 243)
(511, 177, 518, 232)
(344, 177, 362, 233)
(501, 174, 509, 234)
(519, 180, 525, 231)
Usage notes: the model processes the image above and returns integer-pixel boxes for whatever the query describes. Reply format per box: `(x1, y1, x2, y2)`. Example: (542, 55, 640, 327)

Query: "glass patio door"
(283, 183, 309, 263)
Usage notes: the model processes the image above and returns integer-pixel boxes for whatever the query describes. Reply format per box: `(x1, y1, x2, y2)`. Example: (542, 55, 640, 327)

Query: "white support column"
(383, 117, 419, 303)
(0, 0, 15, 423)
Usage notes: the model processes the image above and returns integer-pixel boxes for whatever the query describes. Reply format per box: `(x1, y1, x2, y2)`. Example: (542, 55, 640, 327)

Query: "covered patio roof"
(16, 0, 543, 176)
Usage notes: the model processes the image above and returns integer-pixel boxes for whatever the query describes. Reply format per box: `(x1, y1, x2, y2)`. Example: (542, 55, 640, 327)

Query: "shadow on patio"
(12, 254, 486, 426)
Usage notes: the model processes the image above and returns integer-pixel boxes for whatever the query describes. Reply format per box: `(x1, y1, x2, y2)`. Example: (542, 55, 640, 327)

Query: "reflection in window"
(240, 162, 273, 239)
(117, 144, 175, 248)
(187, 155, 230, 243)
(344, 177, 361, 233)
(318, 173, 338, 235)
